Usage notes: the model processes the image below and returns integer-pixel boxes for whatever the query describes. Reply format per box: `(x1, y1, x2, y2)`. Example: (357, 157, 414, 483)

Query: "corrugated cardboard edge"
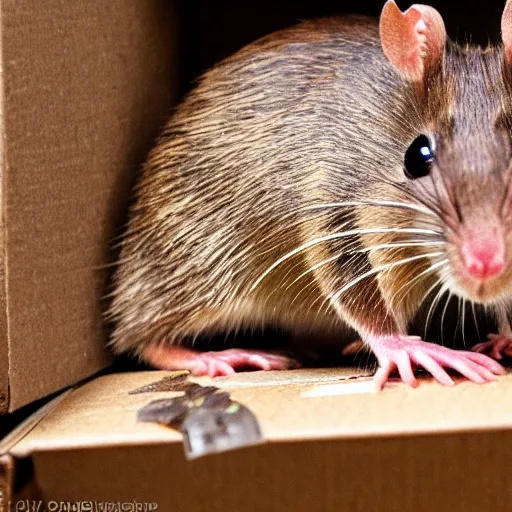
(0, 390, 71, 500)
(0, 1, 10, 415)
(0, 390, 71, 456)
(0, 454, 14, 508)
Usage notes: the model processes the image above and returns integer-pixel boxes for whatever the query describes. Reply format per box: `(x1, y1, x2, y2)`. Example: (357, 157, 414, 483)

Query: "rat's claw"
(472, 334, 512, 360)
(373, 362, 396, 390)
(367, 334, 505, 389)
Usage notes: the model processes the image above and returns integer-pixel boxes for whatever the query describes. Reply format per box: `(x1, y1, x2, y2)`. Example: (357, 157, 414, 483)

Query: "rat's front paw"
(472, 334, 512, 360)
(366, 334, 505, 390)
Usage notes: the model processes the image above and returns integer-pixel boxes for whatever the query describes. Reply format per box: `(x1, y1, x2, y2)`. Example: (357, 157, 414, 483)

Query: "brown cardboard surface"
(8, 369, 512, 455)
(4, 369, 512, 510)
(0, 1, 179, 411)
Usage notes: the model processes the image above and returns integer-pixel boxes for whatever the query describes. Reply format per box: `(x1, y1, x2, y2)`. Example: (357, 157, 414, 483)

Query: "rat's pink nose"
(461, 241, 505, 280)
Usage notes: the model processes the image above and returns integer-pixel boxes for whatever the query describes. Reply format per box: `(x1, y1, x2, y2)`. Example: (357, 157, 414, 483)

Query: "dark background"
(177, 0, 506, 97)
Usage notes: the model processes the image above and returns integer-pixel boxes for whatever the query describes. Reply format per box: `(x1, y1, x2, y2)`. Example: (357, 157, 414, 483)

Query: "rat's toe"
(472, 335, 512, 361)
(198, 356, 236, 378)
(433, 352, 488, 383)
(394, 351, 418, 388)
(466, 351, 506, 374)
(372, 361, 395, 390)
(413, 352, 455, 386)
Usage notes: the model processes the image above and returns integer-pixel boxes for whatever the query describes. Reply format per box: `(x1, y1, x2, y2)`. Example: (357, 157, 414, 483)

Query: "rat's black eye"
(404, 135, 434, 179)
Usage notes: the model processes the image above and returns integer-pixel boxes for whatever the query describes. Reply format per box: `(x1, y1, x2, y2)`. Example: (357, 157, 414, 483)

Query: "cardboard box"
(2, 369, 512, 511)
(0, 1, 179, 412)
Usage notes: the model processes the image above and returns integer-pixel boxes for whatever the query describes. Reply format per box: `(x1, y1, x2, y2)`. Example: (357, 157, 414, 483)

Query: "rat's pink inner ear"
(380, 0, 446, 82)
(502, 0, 512, 63)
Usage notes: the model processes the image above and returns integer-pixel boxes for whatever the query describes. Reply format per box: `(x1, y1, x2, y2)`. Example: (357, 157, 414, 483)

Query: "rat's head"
(379, 0, 512, 305)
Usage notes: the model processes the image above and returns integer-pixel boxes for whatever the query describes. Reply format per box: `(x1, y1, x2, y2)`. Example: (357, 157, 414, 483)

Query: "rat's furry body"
(108, 3, 512, 387)
(110, 18, 404, 351)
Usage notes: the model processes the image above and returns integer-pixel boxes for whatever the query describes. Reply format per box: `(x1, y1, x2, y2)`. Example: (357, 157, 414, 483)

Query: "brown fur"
(107, 14, 512, 361)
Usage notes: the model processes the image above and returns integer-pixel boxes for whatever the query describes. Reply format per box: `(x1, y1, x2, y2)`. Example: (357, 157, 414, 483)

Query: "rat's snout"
(460, 227, 505, 281)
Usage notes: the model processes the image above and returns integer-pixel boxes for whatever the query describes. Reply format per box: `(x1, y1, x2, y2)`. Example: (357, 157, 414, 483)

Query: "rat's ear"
(502, 0, 512, 63)
(380, 0, 446, 82)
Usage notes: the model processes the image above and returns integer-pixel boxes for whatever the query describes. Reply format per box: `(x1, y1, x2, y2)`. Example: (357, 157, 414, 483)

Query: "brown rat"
(107, 1, 512, 388)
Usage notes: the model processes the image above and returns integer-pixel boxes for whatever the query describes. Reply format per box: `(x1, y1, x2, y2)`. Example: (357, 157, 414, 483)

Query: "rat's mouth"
(460, 281, 503, 304)
(448, 260, 511, 305)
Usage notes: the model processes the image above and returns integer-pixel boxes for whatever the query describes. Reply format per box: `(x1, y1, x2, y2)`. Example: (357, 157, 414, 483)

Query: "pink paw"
(367, 335, 505, 390)
(473, 334, 512, 360)
(142, 344, 301, 378)
(191, 349, 301, 377)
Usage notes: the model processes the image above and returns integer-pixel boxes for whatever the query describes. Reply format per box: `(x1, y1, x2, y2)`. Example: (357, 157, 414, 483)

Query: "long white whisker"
(471, 301, 480, 339)
(289, 253, 344, 291)
(357, 241, 447, 254)
(461, 297, 467, 348)
(421, 275, 445, 309)
(424, 281, 449, 338)
(455, 296, 462, 345)
(253, 216, 352, 260)
(274, 237, 365, 305)
(441, 290, 453, 347)
(303, 200, 436, 217)
(307, 255, 369, 316)
(284, 241, 445, 291)
(389, 259, 449, 309)
(251, 227, 443, 291)
(329, 252, 444, 303)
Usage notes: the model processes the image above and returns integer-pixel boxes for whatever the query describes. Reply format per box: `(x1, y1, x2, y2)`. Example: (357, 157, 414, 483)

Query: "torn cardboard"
(2, 369, 512, 511)
(0, 0, 179, 412)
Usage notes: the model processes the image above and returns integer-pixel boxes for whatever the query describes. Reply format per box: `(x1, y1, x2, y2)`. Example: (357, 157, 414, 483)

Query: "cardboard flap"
(7, 369, 512, 457)
(0, 0, 179, 411)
